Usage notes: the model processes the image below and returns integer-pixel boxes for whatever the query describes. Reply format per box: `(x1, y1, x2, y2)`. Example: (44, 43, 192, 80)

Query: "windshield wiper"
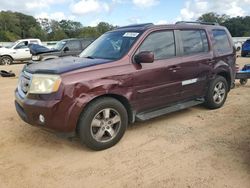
(84, 56, 95, 59)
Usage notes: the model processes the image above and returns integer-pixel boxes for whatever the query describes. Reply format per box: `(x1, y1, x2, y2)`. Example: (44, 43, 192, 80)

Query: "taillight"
(235, 64, 240, 72)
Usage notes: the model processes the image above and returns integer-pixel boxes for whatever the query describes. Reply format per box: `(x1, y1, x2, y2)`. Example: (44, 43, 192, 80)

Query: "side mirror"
(134, 51, 154, 64)
(63, 47, 69, 52)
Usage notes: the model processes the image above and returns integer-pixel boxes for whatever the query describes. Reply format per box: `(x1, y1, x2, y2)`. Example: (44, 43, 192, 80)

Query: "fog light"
(39, 114, 45, 124)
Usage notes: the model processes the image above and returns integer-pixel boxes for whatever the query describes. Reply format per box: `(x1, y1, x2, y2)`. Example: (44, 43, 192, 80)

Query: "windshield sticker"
(123, 32, 139, 37)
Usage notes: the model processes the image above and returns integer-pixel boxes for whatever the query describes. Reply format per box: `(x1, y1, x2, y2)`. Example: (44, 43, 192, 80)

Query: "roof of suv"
(60, 38, 95, 42)
(114, 21, 225, 32)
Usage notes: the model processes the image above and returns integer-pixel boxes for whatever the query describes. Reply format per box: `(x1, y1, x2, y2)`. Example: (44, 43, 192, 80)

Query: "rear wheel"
(205, 76, 228, 109)
(241, 52, 246, 57)
(1, 56, 13, 65)
(78, 97, 128, 150)
(240, 79, 248, 85)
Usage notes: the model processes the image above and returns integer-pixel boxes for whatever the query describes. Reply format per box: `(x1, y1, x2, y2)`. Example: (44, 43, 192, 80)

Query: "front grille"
(18, 71, 32, 97)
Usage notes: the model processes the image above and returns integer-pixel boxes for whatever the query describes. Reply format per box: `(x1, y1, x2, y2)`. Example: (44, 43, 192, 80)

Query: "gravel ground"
(0, 58, 249, 188)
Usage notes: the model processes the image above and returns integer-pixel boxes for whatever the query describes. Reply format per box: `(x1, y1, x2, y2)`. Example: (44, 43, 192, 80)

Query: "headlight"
(29, 74, 61, 94)
(32, 55, 40, 61)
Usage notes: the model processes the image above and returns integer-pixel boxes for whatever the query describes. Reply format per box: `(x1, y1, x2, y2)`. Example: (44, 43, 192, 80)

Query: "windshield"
(54, 41, 66, 50)
(79, 31, 142, 60)
(6, 41, 19, 48)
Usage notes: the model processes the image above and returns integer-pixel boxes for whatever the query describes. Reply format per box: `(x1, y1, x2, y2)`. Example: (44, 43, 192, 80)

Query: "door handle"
(207, 59, 215, 65)
(168, 65, 181, 72)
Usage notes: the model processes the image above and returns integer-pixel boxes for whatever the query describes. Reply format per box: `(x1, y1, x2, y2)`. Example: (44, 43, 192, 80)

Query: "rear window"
(180, 30, 209, 55)
(212, 30, 231, 53)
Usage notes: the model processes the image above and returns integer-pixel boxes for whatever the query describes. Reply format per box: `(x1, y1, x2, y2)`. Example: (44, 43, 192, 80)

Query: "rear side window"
(212, 30, 231, 53)
(180, 30, 209, 55)
(81, 39, 94, 49)
(137, 31, 175, 60)
(66, 40, 81, 51)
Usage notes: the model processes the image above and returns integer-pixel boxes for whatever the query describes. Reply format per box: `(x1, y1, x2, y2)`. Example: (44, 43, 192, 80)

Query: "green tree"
(197, 12, 229, 24)
(59, 20, 82, 37)
(96, 22, 115, 35)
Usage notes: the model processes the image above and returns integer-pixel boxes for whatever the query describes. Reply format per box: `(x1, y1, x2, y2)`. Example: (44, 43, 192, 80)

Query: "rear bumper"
(235, 72, 250, 79)
(241, 50, 250, 54)
(15, 89, 85, 133)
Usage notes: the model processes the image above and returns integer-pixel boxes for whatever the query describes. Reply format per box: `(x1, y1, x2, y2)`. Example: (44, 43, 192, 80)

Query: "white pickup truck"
(0, 39, 42, 65)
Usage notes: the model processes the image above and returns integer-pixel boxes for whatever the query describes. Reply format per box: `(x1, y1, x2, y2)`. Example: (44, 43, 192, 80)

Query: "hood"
(25, 56, 113, 74)
(0, 47, 13, 54)
(29, 44, 58, 55)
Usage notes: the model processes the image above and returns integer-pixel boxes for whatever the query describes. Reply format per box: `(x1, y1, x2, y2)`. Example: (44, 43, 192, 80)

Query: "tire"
(241, 52, 246, 57)
(78, 97, 128, 150)
(205, 76, 228, 109)
(240, 79, 248, 85)
(1, 56, 13, 65)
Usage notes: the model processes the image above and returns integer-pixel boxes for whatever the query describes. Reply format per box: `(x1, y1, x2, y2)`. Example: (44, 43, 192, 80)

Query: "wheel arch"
(216, 71, 231, 91)
(0, 55, 14, 65)
(76, 93, 134, 133)
(1, 55, 14, 60)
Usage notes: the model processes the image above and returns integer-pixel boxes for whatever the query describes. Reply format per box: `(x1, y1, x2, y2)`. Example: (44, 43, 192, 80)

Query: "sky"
(1, 0, 250, 26)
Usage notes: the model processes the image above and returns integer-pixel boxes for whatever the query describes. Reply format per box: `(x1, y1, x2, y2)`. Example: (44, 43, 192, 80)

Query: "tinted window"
(212, 30, 231, 53)
(137, 31, 175, 60)
(66, 40, 81, 51)
(180, 30, 209, 55)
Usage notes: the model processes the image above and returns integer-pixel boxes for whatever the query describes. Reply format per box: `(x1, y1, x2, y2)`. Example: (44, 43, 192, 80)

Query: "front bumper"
(15, 89, 84, 133)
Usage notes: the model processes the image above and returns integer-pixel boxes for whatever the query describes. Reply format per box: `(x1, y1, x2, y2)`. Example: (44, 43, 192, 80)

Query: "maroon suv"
(15, 22, 236, 150)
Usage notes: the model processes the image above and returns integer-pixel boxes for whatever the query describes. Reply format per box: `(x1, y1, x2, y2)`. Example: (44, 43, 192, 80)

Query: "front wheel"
(205, 76, 228, 109)
(78, 97, 128, 150)
(1, 56, 13, 65)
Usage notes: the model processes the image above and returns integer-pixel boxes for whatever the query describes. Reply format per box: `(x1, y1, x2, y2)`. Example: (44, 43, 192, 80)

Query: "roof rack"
(116, 23, 154, 30)
(175, 21, 219, 26)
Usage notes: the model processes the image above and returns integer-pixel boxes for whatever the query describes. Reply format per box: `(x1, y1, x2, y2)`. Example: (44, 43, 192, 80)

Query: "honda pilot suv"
(15, 22, 236, 150)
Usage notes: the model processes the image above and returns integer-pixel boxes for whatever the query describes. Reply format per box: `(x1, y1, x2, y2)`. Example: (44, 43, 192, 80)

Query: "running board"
(136, 99, 205, 121)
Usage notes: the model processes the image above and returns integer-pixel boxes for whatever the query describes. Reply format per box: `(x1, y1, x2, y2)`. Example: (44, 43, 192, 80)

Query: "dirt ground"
(0, 58, 249, 188)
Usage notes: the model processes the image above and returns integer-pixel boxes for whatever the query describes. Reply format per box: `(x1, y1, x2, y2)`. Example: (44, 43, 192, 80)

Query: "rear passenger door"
(177, 29, 213, 100)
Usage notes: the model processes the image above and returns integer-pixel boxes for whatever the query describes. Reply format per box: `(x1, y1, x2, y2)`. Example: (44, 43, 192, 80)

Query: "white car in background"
(0, 39, 42, 65)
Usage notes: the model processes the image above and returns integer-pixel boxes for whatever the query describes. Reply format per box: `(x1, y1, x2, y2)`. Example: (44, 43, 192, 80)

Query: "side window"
(66, 41, 81, 51)
(212, 30, 231, 53)
(14, 41, 28, 49)
(81, 39, 94, 49)
(180, 30, 209, 55)
(136, 31, 175, 60)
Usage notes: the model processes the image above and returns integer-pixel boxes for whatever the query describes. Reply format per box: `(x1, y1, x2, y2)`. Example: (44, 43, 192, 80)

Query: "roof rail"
(175, 21, 219, 26)
(116, 23, 154, 30)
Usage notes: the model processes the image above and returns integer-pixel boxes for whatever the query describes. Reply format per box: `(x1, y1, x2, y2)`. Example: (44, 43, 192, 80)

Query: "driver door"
(13, 41, 31, 60)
